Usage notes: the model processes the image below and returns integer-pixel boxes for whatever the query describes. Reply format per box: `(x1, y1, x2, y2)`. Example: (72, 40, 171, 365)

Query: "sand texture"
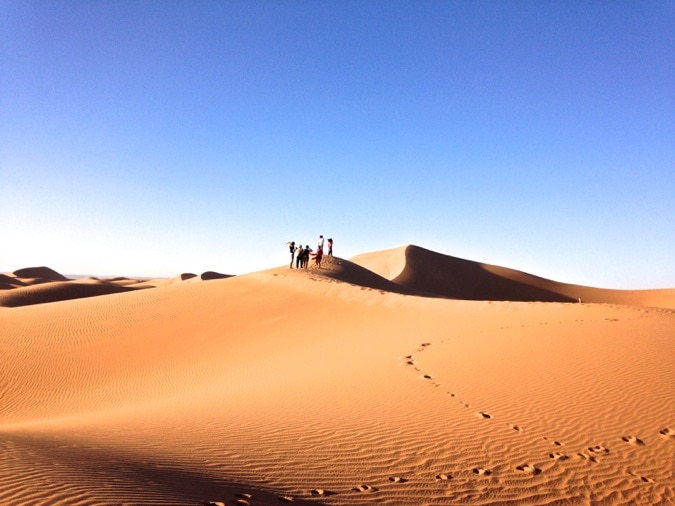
(1, 246, 674, 505)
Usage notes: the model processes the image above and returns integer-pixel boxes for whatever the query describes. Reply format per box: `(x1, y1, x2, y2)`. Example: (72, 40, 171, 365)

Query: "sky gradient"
(2, 1, 673, 288)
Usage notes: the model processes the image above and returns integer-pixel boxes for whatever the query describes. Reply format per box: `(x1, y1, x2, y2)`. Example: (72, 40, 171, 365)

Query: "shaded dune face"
(200, 271, 233, 281)
(350, 245, 675, 307)
(312, 256, 419, 296)
(12, 266, 70, 283)
(392, 245, 576, 302)
(0, 274, 26, 290)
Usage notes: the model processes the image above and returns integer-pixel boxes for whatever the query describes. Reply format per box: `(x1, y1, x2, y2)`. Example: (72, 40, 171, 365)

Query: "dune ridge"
(0, 268, 235, 307)
(351, 245, 675, 308)
(1, 247, 673, 504)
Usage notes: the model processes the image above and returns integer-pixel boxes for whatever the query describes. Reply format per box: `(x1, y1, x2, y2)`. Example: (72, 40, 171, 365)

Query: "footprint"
(236, 494, 254, 500)
(577, 452, 599, 463)
(472, 467, 492, 476)
(448, 392, 456, 397)
(422, 374, 434, 379)
(515, 464, 542, 475)
(548, 452, 569, 461)
(435, 473, 452, 480)
(310, 489, 325, 496)
(628, 471, 655, 483)
(621, 436, 646, 446)
(204, 502, 226, 506)
(388, 476, 408, 483)
(659, 427, 674, 438)
(510, 425, 522, 432)
(278, 496, 295, 503)
(543, 437, 563, 446)
(353, 485, 377, 492)
(477, 412, 492, 419)
(420, 343, 431, 347)
(588, 445, 610, 455)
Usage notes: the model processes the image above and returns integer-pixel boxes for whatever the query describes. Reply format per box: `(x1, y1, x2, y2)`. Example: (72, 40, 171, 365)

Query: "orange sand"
(1, 246, 674, 505)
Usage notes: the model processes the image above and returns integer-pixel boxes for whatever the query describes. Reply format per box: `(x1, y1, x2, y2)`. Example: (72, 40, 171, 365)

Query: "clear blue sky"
(2, 1, 673, 288)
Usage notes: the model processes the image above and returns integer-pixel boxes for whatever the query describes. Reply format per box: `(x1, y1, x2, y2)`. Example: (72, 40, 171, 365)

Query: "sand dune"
(12, 266, 70, 283)
(0, 275, 150, 308)
(0, 274, 25, 290)
(352, 245, 675, 308)
(1, 247, 673, 504)
(200, 271, 234, 281)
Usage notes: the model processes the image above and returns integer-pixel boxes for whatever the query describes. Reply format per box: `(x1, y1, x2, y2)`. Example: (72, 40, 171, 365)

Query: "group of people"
(287, 235, 333, 269)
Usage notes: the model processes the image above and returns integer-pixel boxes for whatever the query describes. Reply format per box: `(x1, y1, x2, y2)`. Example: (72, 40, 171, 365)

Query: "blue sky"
(2, 1, 673, 288)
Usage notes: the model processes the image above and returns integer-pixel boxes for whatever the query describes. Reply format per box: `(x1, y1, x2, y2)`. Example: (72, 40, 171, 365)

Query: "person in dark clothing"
(295, 245, 303, 269)
(302, 246, 312, 269)
(327, 238, 333, 256)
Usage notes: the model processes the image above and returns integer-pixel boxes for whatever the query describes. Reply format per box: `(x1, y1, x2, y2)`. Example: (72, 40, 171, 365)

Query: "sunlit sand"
(1, 245, 673, 505)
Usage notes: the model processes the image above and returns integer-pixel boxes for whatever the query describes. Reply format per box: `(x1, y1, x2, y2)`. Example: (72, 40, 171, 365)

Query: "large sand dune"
(352, 245, 675, 307)
(1, 247, 673, 505)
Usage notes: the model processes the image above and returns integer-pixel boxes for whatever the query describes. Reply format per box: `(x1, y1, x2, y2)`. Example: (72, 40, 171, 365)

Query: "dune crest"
(351, 245, 675, 308)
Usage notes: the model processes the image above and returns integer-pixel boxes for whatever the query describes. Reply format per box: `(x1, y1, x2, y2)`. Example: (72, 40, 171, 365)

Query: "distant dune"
(0, 279, 145, 308)
(0, 268, 237, 307)
(12, 266, 70, 283)
(351, 245, 675, 308)
(200, 271, 234, 281)
(0, 273, 26, 290)
(1, 247, 673, 504)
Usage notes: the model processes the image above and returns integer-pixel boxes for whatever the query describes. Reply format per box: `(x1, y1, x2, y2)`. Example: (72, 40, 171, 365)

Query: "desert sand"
(1, 245, 673, 505)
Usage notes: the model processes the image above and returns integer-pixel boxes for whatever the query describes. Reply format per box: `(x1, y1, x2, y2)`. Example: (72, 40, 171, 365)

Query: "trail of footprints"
(204, 341, 671, 504)
(401, 341, 672, 488)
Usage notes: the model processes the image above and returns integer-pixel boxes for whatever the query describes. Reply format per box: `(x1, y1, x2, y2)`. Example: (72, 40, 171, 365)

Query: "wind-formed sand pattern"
(1, 245, 674, 505)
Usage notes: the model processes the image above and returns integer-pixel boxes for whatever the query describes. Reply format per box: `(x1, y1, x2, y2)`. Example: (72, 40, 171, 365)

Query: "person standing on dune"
(318, 235, 324, 254)
(303, 245, 312, 269)
(287, 241, 296, 268)
(327, 238, 333, 256)
(314, 247, 323, 269)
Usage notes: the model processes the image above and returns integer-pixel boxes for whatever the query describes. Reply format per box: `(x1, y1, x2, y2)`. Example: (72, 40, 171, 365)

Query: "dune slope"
(352, 245, 675, 308)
